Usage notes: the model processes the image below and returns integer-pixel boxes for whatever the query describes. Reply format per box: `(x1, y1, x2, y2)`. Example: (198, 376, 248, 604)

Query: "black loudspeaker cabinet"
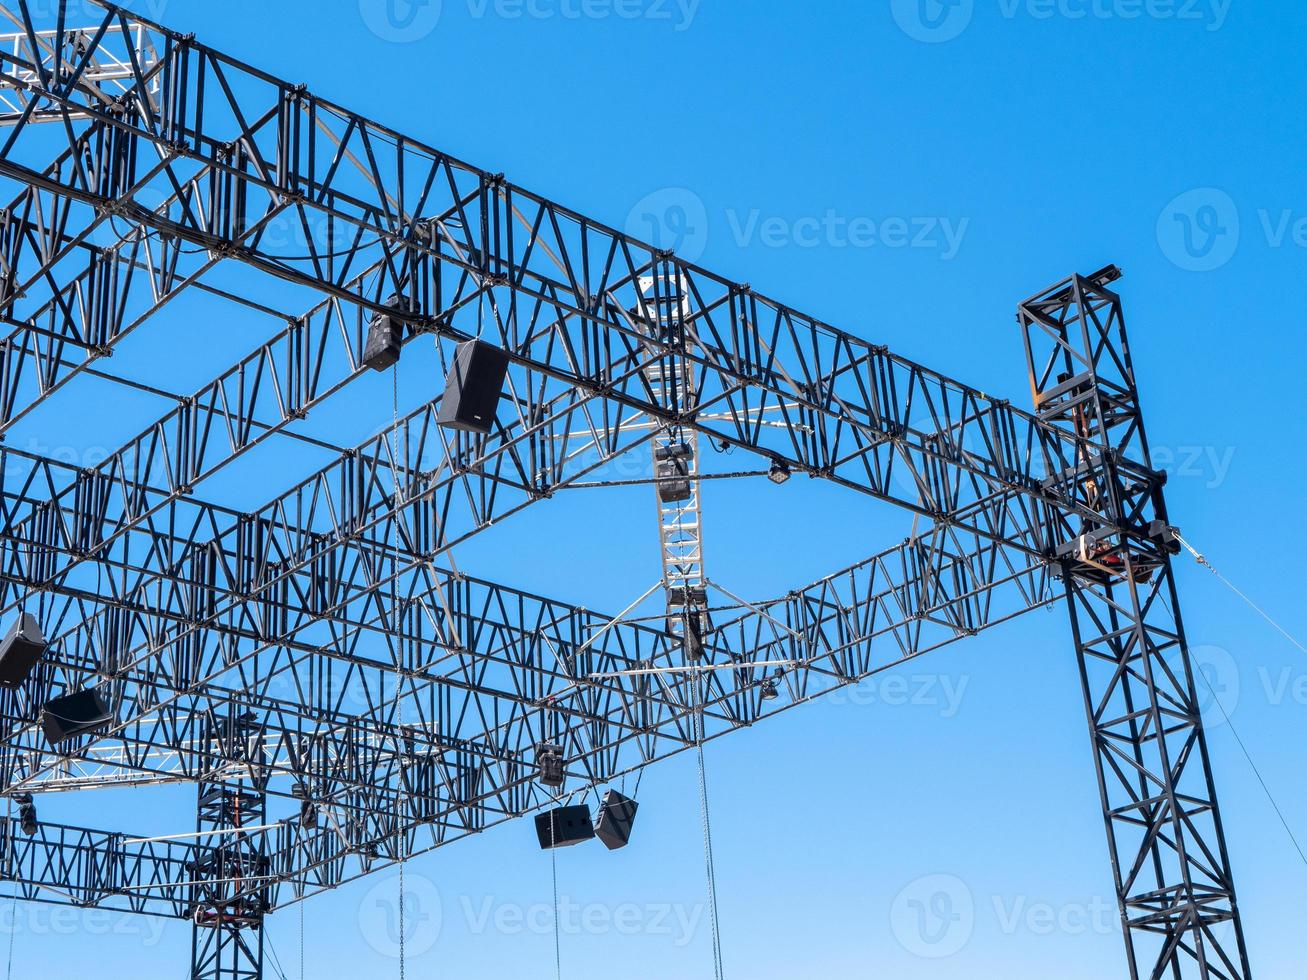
(437, 340, 509, 434)
(0, 613, 45, 688)
(534, 804, 594, 849)
(362, 295, 414, 372)
(654, 442, 693, 503)
(594, 789, 639, 850)
(41, 688, 113, 746)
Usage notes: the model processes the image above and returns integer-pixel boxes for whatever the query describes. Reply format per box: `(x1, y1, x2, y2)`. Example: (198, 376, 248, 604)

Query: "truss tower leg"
(1019, 267, 1251, 980)
(189, 716, 269, 980)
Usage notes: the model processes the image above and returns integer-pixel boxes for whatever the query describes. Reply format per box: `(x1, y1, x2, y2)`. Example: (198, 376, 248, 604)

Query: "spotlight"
(15, 794, 36, 836)
(291, 783, 318, 829)
(536, 743, 565, 788)
(760, 667, 785, 701)
(767, 459, 791, 485)
(361, 293, 413, 372)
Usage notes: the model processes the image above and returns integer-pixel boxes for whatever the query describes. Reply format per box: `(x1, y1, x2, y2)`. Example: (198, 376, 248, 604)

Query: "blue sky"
(8, 0, 1307, 977)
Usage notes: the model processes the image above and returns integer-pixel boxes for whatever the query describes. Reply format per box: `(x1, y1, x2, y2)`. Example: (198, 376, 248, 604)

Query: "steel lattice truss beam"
(0, 4, 1251, 979)
(0, 522, 1048, 915)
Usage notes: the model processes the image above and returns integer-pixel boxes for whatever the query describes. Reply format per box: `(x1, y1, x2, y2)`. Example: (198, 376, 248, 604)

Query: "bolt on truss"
(0, 4, 1254, 979)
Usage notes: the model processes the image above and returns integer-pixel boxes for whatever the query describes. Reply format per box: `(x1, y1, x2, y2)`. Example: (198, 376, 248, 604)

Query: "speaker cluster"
(535, 789, 639, 852)
(0, 615, 114, 748)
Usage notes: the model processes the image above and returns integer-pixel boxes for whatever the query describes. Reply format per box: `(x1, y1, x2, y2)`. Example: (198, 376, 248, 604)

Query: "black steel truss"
(0, 4, 1251, 978)
(189, 743, 268, 980)
(1019, 271, 1250, 980)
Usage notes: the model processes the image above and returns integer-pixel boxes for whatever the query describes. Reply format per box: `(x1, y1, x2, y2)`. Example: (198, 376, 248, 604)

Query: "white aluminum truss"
(639, 272, 708, 643)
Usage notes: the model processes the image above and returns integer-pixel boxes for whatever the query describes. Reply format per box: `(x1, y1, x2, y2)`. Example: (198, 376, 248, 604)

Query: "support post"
(1019, 266, 1251, 980)
(188, 714, 269, 980)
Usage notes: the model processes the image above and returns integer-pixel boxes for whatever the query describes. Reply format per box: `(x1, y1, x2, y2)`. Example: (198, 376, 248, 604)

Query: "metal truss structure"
(0, 3, 1252, 978)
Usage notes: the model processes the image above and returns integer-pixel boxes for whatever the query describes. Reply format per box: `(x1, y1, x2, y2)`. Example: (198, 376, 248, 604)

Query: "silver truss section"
(0, 13, 162, 125)
(639, 271, 709, 640)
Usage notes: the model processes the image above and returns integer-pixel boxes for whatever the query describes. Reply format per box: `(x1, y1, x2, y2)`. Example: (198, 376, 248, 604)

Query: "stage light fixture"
(291, 782, 318, 829)
(15, 794, 36, 836)
(767, 459, 791, 484)
(536, 743, 565, 787)
(761, 667, 785, 701)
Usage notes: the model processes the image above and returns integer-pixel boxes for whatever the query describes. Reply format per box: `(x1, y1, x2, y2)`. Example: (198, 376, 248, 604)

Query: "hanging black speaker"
(437, 340, 509, 434)
(534, 804, 594, 849)
(654, 443, 693, 503)
(362, 294, 413, 372)
(41, 688, 113, 746)
(0, 613, 46, 688)
(593, 789, 639, 850)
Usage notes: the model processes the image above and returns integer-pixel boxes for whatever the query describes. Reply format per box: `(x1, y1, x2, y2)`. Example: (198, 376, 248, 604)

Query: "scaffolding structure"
(0, 4, 1251, 977)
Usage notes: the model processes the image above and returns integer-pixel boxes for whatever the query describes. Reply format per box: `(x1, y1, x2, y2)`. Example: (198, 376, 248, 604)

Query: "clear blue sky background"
(9, 1, 1307, 977)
